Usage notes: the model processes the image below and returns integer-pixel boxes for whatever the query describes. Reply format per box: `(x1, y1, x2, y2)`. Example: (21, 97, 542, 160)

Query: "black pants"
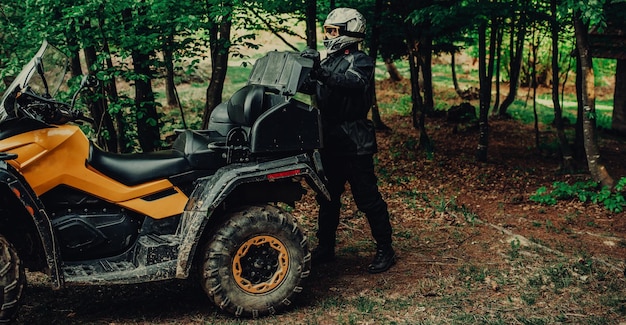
(315, 153, 392, 248)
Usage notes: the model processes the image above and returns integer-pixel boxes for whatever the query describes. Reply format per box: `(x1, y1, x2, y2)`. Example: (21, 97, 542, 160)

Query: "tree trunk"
(408, 43, 421, 129)
(202, 7, 232, 129)
(163, 34, 187, 129)
(163, 32, 178, 108)
(384, 58, 403, 81)
(476, 22, 490, 162)
(66, 22, 83, 78)
(530, 27, 540, 149)
(81, 20, 118, 153)
(612, 59, 626, 135)
(451, 51, 463, 97)
(132, 51, 160, 152)
(305, 0, 317, 49)
(487, 17, 497, 103)
(368, 0, 390, 131)
(408, 38, 432, 152)
(573, 14, 614, 188)
(574, 58, 585, 159)
(97, 13, 127, 152)
(103, 43, 127, 153)
(492, 26, 502, 116)
(83, 46, 117, 152)
(499, 15, 525, 116)
(123, 8, 160, 152)
(532, 60, 539, 150)
(550, 0, 573, 171)
(418, 33, 434, 115)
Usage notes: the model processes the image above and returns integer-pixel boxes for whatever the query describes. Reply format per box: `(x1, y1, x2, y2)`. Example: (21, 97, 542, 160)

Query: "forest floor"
(14, 80, 626, 324)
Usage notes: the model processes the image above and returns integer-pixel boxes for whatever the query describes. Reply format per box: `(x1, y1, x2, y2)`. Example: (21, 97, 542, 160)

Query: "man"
(301, 7, 395, 274)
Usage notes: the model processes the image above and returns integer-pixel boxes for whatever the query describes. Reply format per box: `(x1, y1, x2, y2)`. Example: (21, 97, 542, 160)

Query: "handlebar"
(16, 87, 93, 125)
(72, 111, 95, 124)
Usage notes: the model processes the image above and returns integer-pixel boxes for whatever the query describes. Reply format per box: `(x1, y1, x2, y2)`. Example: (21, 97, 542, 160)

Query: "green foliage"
(355, 296, 377, 314)
(3, 0, 621, 155)
(530, 178, 626, 213)
(514, 95, 613, 130)
(457, 264, 487, 284)
(593, 58, 617, 87)
(564, 0, 608, 28)
(379, 95, 412, 116)
(509, 238, 521, 260)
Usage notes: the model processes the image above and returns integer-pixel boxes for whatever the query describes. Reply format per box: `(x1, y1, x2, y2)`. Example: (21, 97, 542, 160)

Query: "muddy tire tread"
(200, 204, 309, 317)
(0, 235, 25, 323)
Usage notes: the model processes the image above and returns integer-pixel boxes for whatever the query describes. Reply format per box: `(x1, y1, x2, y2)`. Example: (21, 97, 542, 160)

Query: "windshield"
(0, 41, 69, 122)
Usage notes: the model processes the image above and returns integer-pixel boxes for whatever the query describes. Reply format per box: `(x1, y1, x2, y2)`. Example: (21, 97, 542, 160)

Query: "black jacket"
(303, 46, 377, 156)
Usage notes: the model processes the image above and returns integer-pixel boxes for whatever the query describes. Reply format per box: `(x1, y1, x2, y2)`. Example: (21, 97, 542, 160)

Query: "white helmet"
(323, 8, 366, 55)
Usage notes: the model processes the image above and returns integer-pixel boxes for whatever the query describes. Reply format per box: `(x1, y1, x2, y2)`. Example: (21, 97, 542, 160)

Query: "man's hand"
(300, 48, 321, 69)
(301, 48, 330, 82)
(310, 67, 331, 82)
(300, 48, 330, 82)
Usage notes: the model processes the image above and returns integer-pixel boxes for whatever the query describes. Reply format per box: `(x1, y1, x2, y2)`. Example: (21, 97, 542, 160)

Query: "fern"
(530, 178, 626, 213)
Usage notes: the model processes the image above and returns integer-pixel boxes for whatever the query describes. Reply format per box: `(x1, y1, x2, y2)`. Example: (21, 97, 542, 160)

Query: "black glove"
(300, 48, 321, 70)
(310, 66, 331, 82)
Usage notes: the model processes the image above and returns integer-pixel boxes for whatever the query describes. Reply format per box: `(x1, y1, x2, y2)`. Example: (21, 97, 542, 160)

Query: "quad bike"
(0, 41, 329, 321)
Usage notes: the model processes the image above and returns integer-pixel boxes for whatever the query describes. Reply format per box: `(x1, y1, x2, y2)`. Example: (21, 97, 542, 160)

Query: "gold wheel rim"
(232, 235, 289, 294)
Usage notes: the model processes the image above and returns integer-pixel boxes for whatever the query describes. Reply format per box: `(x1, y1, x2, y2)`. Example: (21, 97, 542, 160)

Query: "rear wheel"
(200, 204, 310, 317)
(0, 234, 25, 323)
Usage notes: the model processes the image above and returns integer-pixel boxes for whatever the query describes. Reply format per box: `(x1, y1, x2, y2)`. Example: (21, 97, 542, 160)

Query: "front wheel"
(0, 234, 25, 323)
(200, 205, 310, 317)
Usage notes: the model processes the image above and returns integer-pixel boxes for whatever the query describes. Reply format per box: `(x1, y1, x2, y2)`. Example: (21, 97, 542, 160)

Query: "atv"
(0, 41, 329, 321)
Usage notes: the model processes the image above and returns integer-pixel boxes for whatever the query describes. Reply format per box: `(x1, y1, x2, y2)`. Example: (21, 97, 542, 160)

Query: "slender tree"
(498, 2, 527, 117)
(573, 11, 614, 188)
(476, 20, 490, 162)
(574, 53, 585, 158)
(405, 33, 433, 152)
(82, 28, 118, 152)
(550, 0, 573, 171)
(121, 6, 161, 152)
(529, 24, 540, 149)
(367, 0, 390, 130)
(305, 0, 317, 50)
(614, 60, 626, 135)
(451, 50, 462, 97)
(202, 0, 233, 129)
(418, 32, 435, 115)
(491, 25, 502, 116)
(601, 2, 626, 136)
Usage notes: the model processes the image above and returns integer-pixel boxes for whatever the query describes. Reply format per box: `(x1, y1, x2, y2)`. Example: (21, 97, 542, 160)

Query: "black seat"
(227, 84, 266, 126)
(88, 144, 191, 186)
(171, 129, 226, 168)
(172, 129, 212, 155)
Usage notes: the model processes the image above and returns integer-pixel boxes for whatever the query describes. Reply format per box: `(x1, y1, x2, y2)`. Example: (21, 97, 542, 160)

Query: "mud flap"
(312, 149, 327, 184)
(175, 153, 329, 278)
(0, 160, 63, 289)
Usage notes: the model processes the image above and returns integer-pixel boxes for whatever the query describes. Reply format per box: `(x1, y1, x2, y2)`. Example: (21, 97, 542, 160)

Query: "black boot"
(367, 245, 395, 274)
(311, 245, 335, 264)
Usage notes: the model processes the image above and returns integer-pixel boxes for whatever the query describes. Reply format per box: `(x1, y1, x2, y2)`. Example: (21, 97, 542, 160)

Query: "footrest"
(62, 234, 181, 285)
(135, 234, 180, 267)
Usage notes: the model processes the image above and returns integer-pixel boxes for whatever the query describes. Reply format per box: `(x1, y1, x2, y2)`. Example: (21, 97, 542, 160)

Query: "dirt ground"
(14, 88, 626, 324)
(299, 111, 626, 323)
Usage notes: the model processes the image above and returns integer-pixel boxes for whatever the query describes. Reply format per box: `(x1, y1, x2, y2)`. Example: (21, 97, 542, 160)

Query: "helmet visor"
(323, 24, 342, 39)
